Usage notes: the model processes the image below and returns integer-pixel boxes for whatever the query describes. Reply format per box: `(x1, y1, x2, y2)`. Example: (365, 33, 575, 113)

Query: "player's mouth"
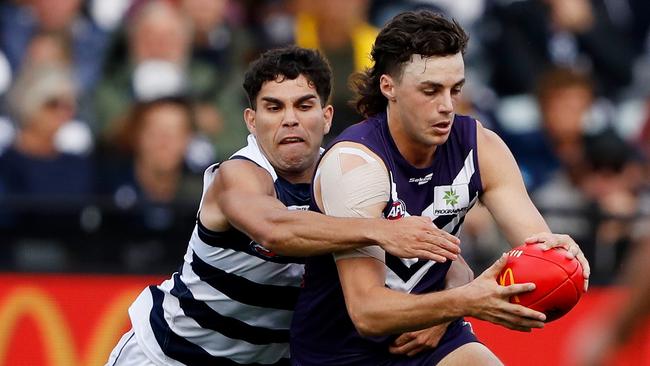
(279, 136, 306, 145)
(431, 121, 451, 134)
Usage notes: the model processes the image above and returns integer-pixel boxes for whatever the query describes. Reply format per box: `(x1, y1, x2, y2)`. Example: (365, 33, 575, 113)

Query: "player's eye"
(451, 87, 463, 95)
(298, 103, 313, 111)
(266, 104, 281, 112)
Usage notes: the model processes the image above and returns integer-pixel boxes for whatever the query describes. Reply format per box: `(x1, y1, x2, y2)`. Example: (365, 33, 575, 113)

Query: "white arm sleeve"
(317, 146, 390, 262)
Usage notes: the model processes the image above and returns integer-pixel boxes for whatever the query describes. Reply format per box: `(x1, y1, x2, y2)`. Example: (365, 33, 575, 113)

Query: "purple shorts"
(387, 318, 478, 365)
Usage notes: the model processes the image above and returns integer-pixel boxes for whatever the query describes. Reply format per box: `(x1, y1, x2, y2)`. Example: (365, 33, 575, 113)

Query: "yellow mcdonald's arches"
(84, 289, 140, 366)
(0, 287, 77, 365)
(498, 268, 520, 303)
(0, 285, 141, 366)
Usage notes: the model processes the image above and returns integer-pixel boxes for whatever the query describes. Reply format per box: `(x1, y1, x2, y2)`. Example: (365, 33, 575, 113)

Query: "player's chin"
(280, 154, 313, 172)
(424, 132, 451, 146)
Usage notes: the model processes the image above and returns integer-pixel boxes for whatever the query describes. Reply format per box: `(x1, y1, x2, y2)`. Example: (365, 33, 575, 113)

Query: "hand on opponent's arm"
(371, 216, 460, 262)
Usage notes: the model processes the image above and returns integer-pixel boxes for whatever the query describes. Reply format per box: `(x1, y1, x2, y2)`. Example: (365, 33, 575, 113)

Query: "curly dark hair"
(351, 11, 469, 118)
(243, 46, 333, 109)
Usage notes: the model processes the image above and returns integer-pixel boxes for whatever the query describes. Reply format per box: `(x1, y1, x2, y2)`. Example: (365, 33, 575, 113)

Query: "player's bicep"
(477, 123, 549, 244)
(316, 143, 390, 260)
(203, 159, 283, 234)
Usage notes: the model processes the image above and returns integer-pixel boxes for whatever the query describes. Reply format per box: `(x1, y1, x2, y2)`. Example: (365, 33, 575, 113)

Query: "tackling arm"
(199, 159, 458, 258)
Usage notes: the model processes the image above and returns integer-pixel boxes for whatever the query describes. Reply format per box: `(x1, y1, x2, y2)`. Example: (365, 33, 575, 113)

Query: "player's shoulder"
(215, 158, 274, 187)
(475, 119, 506, 150)
(323, 141, 386, 171)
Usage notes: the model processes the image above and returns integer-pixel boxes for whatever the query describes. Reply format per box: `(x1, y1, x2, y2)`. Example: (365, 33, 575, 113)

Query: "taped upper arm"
(315, 142, 391, 261)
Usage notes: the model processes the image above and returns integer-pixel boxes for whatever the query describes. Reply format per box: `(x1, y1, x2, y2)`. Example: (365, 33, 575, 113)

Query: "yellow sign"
(499, 268, 521, 303)
(0, 285, 140, 366)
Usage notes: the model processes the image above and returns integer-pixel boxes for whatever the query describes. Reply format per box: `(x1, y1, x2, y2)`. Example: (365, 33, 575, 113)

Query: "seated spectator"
(0, 63, 93, 206)
(0, 63, 95, 270)
(97, 97, 202, 272)
(507, 67, 595, 191)
(96, 0, 248, 160)
(580, 130, 643, 281)
(294, 0, 377, 139)
(485, 0, 637, 99)
(0, 0, 110, 122)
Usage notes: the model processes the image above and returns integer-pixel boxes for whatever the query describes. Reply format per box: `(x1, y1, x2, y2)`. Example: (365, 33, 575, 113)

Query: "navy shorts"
(386, 318, 478, 365)
(291, 318, 478, 366)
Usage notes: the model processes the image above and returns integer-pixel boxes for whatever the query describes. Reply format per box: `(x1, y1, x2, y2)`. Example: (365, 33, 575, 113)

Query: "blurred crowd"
(0, 0, 648, 281)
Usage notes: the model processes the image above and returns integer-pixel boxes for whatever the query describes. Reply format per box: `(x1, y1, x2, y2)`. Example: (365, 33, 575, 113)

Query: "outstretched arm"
(199, 158, 459, 259)
(476, 121, 590, 288)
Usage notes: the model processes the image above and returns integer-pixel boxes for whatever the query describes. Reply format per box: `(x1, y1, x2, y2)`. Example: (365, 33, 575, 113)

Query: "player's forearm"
(348, 286, 467, 337)
(255, 210, 380, 256)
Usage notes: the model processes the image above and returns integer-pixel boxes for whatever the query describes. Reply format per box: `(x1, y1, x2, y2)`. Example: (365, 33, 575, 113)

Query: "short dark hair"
(536, 66, 594, 104)
(243, 46, 333, 109)
(350, 11, 469, 118)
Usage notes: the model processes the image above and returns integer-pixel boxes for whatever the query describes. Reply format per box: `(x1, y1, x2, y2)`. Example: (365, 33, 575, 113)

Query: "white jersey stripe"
(157, 282, 289, 363)
(385, 260, 436, 292)
(189, 231, 304, 287)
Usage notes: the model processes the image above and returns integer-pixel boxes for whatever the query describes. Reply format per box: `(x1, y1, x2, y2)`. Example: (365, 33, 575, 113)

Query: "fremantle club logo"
(386, 200, 407, 220)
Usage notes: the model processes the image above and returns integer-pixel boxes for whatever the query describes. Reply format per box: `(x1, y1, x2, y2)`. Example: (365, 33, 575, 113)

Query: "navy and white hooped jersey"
(291, 113, 483, 365)
(128, 135, 307, 366)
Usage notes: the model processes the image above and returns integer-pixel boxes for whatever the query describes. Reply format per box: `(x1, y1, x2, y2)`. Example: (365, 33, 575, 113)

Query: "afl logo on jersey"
(250, 241, 278, 258)
(387, 200, 407, 220)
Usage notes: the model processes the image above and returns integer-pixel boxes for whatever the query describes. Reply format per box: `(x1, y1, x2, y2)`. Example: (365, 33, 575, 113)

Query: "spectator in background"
(294, 0, 377, 140)
(180, 0, 253, 161)
(98, 97, 202, 272)
(0, 63, 94, 270)
(530, 67, 643, 283)
(95, 0, 247, 161)
(242, 0, 295, 51)
(580, 132, 643, 280)
(530, 67, 598, 272)
(509, 67, 594, 192)
(485, 0, 637, 99)
(0, 0, 110, 122)
(0, 64, 93, 204)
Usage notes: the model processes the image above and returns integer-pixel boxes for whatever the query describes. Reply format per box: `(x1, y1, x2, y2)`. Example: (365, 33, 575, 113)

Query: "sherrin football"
(497, 244, 585, 322)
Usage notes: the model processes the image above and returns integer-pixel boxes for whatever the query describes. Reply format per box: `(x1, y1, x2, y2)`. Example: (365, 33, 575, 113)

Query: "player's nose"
(282, 108, 300, 127)
(438, 92, 454, 114)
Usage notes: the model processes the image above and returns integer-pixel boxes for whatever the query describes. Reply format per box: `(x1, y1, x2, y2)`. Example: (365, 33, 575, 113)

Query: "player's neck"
(277, 168, 313, 185)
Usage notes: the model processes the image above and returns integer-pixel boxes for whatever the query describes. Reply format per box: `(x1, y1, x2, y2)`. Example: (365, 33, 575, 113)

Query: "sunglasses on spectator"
(43, 97, 74, 111)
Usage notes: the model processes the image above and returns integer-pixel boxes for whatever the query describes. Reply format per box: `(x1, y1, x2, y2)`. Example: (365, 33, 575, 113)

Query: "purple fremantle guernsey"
(290, 113, 482, 365)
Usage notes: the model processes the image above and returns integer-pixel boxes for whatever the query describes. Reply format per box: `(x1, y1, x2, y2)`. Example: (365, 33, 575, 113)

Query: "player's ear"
(380, 74, 396, 102)
(322, 104, 333, 135)
(244, 108, 256, 134)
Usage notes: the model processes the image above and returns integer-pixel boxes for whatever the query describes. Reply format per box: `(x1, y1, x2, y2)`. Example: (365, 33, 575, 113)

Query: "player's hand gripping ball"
(498, 244, 585, 322)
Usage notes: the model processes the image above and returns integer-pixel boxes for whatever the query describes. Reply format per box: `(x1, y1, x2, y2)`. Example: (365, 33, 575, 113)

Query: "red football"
(497, 244, 585, 322)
